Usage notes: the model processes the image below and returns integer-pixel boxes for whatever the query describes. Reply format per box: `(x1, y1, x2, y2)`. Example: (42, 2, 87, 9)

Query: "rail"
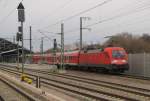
(0, 77, 37, 101)
(0, 64, 150, 100)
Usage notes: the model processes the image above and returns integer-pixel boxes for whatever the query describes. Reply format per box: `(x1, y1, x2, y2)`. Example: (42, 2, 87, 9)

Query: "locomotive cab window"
(112, 50, 125, 58)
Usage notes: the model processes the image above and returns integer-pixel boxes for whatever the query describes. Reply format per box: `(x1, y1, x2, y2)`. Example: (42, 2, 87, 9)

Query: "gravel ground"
(41, 84, 84, 101)
(0, 68, 81, 101)
(65, 70, 150, 89)
(2, 63, 150, 101)
(4, 63, 150, 89)
(4, 63, 57, 71)
(31, 71, 150, 101)
(0, 80, 29, 101)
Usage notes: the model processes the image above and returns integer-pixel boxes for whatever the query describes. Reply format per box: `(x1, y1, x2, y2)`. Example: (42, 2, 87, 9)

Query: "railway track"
(66, 68, 150, 81)
(0, 76, 36, 101)
(1, 63, 150, 81)
(0, 64, 150, 101)
(0, 66, 130, 101)
(23, 68, 150, 101)
(119, 73, 150, 81)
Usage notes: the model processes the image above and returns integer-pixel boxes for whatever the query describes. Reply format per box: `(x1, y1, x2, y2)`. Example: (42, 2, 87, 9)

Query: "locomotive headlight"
(121, 60, 127, 63)
(111, 60, 118, 64)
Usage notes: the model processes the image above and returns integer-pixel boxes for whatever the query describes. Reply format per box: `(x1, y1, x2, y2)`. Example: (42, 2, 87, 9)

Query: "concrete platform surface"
(0, 71, 66, 101)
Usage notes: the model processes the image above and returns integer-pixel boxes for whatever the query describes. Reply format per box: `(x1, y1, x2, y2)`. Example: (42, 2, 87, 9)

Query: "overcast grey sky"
(0, 0, 150, 52)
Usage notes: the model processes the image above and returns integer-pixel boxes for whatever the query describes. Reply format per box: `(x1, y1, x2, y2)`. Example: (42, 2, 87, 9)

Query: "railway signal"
(17, 2, 25, 74)
(17, 3, 25, 22)
(16, 32, 22, 41)
(53, 39, 57, 55)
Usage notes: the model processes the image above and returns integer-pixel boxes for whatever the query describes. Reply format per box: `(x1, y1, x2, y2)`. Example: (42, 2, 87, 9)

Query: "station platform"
(0, 70, 66, 101)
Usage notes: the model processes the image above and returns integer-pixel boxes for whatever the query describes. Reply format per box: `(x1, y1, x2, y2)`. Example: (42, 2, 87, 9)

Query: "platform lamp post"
(17, 2, 25, 75)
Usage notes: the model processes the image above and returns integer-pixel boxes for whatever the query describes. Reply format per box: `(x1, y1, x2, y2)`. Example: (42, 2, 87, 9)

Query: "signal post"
(17, 2, 25, 75)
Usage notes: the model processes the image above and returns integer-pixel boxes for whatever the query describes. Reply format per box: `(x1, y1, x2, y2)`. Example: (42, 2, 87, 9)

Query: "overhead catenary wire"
(85, 5, 150, 28)
(61, 3, 150, 42)
(38, 31, 55, 42)
(40, 0, 112, 30)
(44, 0, 150, 34)
(34, 0, 73, 26)
(63, 3, 150, 34)
(2, 0, 149, 51)
(34, 0, 150, 49)
(99, 12, 150, 32)
(35, 0, 150, 51)
(0, 8, 16, 24)
(0, 0, 23, 25)
(108, 0, 149, 16)
(87, 17, 150, 39)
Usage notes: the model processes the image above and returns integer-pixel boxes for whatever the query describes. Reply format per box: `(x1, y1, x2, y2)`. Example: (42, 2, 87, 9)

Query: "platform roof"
(0, 38, 31, 55)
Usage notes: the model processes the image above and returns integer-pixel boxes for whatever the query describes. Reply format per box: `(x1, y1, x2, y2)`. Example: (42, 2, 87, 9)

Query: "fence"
(127, 53, 150, 77)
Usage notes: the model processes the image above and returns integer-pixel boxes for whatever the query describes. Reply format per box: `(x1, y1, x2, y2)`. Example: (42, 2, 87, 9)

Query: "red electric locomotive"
(32, 47, 129, 73)
(78, 47, 129, 72)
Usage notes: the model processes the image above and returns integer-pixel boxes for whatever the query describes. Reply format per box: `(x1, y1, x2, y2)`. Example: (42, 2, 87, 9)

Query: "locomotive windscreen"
(112, 50, 125, 58)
